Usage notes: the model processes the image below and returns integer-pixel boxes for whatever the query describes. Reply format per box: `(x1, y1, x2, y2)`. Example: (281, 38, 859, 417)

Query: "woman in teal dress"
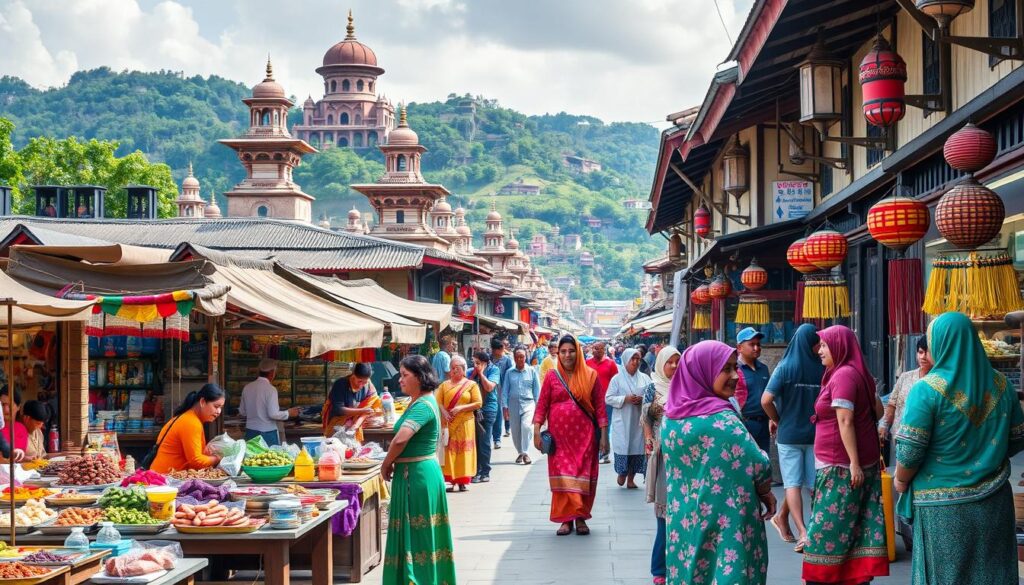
(381, 355, 456, 584)
(662, 340, 776, 584)
(894, 312, 1024, 584)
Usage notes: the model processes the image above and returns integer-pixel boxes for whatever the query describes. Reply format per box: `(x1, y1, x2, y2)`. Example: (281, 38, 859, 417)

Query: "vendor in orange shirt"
(149, 384, 224, 473)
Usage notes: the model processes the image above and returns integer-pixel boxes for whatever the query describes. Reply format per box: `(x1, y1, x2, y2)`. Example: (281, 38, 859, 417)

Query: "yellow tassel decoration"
(923, 251, 1023, 318)
(802, 278, 851, 320)
(691, 309, 711, 331)
(736, 295, 770, 325)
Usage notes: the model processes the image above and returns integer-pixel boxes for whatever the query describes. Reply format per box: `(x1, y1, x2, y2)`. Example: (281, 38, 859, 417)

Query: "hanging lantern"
(943, 122, 997, 173)
(804, 229, 849, 270)
(694, 205, 712, 238)
(736, 295, 770, 325)
(935, 176, 1005, 250)
(722, 136, 749, 200)
(691, 284, 711, 305)
(915, 0, 974, 29)
(799, 33, 844, 138)
(708, 274, 732, 299)
(741, 259, 768, 291)
(787, 238, 818, 274)
(859, 34, 907, 128)
(867, 197, 930, 252)
(668, 233, 684, 261)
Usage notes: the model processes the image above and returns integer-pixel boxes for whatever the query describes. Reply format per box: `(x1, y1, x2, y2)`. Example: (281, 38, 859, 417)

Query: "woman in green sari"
(894, 312, 1024, 584)
(381, 355, 457, 584)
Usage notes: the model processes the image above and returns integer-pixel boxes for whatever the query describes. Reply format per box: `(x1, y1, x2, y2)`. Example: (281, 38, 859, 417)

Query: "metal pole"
(7, 302, 15, 545)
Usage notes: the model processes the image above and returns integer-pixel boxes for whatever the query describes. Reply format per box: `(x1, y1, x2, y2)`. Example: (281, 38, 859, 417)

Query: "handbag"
(540, 429, 555, 455)
(140, 414, 181, 470)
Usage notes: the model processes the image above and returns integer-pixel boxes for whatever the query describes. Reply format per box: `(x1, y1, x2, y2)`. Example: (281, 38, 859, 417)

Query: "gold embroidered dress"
(383, 394, 456, 584)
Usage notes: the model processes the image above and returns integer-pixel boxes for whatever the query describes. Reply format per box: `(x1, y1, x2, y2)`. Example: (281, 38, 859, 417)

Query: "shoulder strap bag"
(140, 414, 182, 470)
(553, 370, 601, 453)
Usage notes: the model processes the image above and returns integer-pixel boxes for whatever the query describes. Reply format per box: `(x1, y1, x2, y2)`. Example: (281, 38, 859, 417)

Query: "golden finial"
(265, 55, 274, 80)
(346, 9, 356, 40)
(399, 103, 408, 126)
(187, 161, 194, 177)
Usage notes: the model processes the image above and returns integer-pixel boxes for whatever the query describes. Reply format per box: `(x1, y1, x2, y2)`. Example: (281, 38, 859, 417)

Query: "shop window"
(990, 0, 1018, 66)
(866, 124, 885, 167)
(819, 162, 834, 197)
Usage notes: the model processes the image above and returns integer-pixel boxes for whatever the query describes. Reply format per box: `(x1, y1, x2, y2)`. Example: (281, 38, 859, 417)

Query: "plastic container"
(299, 436, 326, 460)
(318, 450, 341, 482)
(96, 522, 121, 545)
(145, 486, 178, 520)
(294, 448, 316, 482)
(381, 391, 395, 423)
(64, 527, 89, 550)
(268, 499, 301, 530)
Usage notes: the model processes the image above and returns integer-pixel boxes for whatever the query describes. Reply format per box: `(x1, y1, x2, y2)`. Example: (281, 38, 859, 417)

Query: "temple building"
(350, 108, 452, 250)
(219, 59, 318, 222)
(292, 11, 395, 150)
(175, 163, 205, 218)
(474, 202, 519, 287)
(430, 197, 459, 244)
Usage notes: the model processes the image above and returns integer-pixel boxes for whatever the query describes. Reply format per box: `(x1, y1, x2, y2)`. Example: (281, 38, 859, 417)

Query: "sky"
(0, 0, 755, 126)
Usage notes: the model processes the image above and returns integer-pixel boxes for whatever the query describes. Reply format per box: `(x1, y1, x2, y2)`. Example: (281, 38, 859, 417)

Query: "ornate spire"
(187, 161, 194, 177)
(346, 9, 356, 40)
(399, 103, 408, 127)
(264, 55, 274, 81)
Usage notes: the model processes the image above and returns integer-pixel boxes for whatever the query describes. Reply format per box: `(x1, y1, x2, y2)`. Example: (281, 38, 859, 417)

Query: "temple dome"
(252, 59, 286, 99)
(322, 12, 379, 67)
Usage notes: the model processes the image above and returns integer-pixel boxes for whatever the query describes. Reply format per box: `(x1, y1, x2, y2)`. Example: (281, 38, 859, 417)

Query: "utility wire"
(712, 0, 734, 46)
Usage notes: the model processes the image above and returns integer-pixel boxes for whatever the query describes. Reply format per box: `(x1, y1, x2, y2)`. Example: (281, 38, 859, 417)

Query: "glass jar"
(64, 527, 89, 550)
(96, 522, 121, 545)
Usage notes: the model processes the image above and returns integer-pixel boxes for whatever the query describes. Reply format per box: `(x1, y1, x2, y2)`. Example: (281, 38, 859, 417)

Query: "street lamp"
(799, 34, 844, 139)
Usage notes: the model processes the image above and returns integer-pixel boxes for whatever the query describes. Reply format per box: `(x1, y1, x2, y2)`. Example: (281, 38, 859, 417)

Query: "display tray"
(174, 518, 265, 534)
(20, 480, 56, 489)
(32, 519, 99, 535)
(53, 482, 119, 491)
(0, 522, 48, 535)
(20, 549, 89, 566)
(0, 565, 67, 585)
(43, 494, 101, 507)
(111, 522, 170, 535)
(341, 461, 380, 471)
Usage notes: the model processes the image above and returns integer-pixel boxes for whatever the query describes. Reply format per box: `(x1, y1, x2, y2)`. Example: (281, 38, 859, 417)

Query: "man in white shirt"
(239, 359, 298, 446)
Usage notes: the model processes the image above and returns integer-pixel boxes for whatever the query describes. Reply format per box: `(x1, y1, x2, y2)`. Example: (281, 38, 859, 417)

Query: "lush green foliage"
(0, 72, 662, 300)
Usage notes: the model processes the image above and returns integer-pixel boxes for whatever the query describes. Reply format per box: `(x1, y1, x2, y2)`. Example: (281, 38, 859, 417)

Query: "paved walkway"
(366, 438, 915, 584)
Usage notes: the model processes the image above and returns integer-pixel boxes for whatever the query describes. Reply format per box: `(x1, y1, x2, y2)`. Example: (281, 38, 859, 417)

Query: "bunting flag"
(62, 290, 196, 341)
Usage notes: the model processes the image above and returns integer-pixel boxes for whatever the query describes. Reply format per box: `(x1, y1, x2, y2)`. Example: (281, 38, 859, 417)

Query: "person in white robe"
(605, 348, 652, 488)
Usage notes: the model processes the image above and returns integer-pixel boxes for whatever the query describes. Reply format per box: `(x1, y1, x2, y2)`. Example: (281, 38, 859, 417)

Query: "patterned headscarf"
(665, 340, 736, 420)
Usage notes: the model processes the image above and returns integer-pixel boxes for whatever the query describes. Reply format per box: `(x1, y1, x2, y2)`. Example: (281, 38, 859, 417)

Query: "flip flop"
(574, 520, 590, 535)
(556, 522, 573, 536)
(770, 514, 797, 543)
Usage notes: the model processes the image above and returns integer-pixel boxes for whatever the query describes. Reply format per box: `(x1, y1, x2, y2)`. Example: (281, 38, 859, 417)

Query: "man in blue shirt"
(468, 351, 501, 483)
(501, 346, 541, 465)
(489, 338, 514, 449)
(431, 337, 454, 382)
(736, 327, 772, 452)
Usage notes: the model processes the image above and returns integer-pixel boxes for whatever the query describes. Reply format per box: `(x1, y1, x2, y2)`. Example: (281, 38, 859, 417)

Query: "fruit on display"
(57, 455, 121, 486)
(177, 480, 230, 502)
(979, 336, 1020, 359)
(120, 470, 166, 487)
(172, 500, 249, 528)
(99, 487, 149, 512)
(104, 507, 163, 525)
(0, 562, 50, 578)
(20, 459, 49, 471)
(243, 451, 293, 467)
(168, 468, 228, 481)
(55, 507, 105, 526)
(22, 551, 72, 563)
(0, 499, 56, 526)
(1, 486, 56, 501)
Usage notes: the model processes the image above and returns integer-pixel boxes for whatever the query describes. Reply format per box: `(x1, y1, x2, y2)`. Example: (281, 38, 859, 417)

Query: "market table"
(360, 427, 395, 449)
(86, 558, 208, 585)
(4, 548, 108, 585)
(20, 501, 346, 585)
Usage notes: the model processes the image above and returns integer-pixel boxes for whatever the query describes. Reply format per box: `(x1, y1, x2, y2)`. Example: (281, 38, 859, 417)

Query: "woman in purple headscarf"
(662, 340, 776, 585)
(802, 325, 889, 585)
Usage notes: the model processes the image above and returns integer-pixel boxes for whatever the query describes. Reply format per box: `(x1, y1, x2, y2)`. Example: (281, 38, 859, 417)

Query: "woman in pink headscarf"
(662, 340, 776, 585)
(802, 325, 889, 585)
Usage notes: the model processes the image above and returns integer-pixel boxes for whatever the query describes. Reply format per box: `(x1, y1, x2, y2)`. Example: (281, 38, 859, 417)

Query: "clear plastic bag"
(270, 443, 299, 460)
(205, 434, 245, 477)
(101, 540, 183, 579)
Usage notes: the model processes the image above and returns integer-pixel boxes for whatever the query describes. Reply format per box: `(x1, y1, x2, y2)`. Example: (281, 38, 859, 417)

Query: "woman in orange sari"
(533, 335, 609, 536)
(438, 355, 482, 492)
(322, 363, 379, 442)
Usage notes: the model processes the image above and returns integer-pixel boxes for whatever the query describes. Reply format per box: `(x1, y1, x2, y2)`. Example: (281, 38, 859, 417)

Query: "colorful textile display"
(63, 290, 196, 342)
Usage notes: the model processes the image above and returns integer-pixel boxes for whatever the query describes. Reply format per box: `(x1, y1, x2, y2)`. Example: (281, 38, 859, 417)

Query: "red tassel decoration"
(794, 281, 805, 323)
(711, 298, 723, 333)
(887, 258, 924, 335)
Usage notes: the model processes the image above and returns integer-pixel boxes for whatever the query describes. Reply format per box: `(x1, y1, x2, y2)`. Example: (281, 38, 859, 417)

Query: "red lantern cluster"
(787, 238, 818, 274)
(741, 260, 768, 291)
(691, 284, 711, 305)
(708, 275, 732, 299)
(803, 229, 849, 270)
(943, 122, 996, 172)
(867, 197, 930, 252)
(859, 35, 907, 128)
(694, 205, 711, 238)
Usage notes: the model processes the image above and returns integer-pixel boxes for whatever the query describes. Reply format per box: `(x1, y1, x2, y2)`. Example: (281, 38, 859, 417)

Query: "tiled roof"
(0, 216, 490, 276)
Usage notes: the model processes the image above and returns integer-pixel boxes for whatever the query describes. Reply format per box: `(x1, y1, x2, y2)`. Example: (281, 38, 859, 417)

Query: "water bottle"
(96, 522, 121, 545)
(381, 391, 395, 423)
(48, 428, 59, 453)
(64, 527, 89, 550)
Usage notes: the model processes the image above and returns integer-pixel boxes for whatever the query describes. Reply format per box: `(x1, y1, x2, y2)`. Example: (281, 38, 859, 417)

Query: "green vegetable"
(99, 487, 148, 512)
(242, 451, 293, 467)
(104, 507, 162, 525)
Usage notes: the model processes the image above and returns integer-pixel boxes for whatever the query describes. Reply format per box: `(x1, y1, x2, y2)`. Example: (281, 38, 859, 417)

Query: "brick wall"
(61, 322, 88, 449)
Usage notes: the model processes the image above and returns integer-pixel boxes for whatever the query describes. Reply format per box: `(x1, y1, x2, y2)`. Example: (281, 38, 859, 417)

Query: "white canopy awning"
(0, 269, 96, 325)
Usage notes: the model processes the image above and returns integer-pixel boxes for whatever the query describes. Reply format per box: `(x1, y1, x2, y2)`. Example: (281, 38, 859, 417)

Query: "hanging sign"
(494, 297, 505, 315)
(457, 286, 477, 318)
(772, 181, 814, 222)
(443, 284, 456, 305)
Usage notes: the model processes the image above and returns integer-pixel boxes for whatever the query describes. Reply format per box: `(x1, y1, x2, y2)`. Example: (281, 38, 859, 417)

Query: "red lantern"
(943, 122, 996, 173)
(708, 275, 732, 299)
(859, 34, 907, 128)
(935, 176, 1005, 249)
(691, 284, 711, 305)
(787, 238, 818, 274)
(804, 229, 848, 270)
(867, 197, 930, 252)
(694, 205, 711, 238)
(741, 259, 768, 291)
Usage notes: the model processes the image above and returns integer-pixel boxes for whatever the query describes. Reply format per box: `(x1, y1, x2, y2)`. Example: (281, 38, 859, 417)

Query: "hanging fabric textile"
(62, 290, 196, 341)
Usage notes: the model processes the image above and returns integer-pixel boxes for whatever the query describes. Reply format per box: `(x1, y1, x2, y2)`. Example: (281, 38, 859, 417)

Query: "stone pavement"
(365, 439, 916, 584)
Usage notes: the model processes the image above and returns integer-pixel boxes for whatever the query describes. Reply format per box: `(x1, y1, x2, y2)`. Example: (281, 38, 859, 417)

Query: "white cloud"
(3, 0, 754, 123)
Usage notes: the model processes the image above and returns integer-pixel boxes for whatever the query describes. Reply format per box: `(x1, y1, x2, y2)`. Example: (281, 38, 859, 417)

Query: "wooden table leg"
(262, 541, 290, 585)
(181, 577, 194, 585)
(310, 520, 333, 585)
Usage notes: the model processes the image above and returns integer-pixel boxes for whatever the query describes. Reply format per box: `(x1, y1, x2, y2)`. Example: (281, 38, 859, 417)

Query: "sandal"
(770, 514, 796, 543)
(617, 474, 626, 487)
(458, 484, 467, 492)
(556, 522, 573, 536)
(794, 537, 809, 553)
(446, 486, 456, 493)
(575, 520, 590, 535)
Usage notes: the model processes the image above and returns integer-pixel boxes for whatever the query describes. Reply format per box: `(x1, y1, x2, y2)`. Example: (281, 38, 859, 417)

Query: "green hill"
(0, 69, 662, 300)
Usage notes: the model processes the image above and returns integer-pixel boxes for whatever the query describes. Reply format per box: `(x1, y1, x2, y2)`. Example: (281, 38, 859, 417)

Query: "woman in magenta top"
(802, 325, 889, 585)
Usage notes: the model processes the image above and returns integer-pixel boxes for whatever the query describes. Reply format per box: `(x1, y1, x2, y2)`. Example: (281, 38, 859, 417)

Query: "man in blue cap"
(736, 327, 772, 452)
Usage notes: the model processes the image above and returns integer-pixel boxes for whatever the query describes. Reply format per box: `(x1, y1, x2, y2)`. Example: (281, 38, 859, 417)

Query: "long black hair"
(173, 383, 225, 417)
(399, 355, 439, 393)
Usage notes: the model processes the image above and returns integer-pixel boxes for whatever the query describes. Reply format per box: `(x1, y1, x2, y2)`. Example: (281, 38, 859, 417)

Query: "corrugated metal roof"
(0, 216, 489, 275)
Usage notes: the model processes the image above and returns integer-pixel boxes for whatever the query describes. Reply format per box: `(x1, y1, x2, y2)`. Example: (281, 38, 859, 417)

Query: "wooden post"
(6, 301, 14, 545)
